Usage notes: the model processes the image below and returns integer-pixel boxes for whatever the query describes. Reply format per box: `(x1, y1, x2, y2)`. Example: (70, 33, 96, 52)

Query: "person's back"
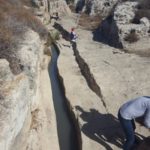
(120, 96, 150, 127)
(118, 96, 150, 150)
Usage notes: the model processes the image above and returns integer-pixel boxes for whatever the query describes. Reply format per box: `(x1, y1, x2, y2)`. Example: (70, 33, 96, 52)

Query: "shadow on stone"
(75, 0, 85, 13)
(92, 15, 123, 49)
(75, 106, 124, 150)
(137, 137, 150, 150)
(53, 22, 70, 41)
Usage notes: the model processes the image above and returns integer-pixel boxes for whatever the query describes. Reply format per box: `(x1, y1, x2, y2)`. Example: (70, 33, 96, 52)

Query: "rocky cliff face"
(0, 0, 71, 149)
(86, 0, 117, 17)
(33, 0, 71, 23)
(96, 1, 150, 51)
(0, 29, 44, 150)
(74, 0, 117, 17)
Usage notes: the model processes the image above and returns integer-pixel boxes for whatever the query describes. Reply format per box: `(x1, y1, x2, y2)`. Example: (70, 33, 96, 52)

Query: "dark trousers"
(118, 112, 136, 150)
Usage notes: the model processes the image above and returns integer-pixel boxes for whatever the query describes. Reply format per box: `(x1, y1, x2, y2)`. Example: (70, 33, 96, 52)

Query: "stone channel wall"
(0, 29, 44, 150)
(0, 0, 71, 149)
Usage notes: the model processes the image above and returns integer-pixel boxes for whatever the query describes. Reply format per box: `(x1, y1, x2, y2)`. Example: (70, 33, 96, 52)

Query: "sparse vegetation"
(78, 13, 102, 30)
(124, 29, 139, 43)
(0, 0, 48, 74)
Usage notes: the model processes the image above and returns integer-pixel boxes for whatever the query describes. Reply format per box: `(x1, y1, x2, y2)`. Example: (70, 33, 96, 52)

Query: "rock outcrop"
(74, 0, 117, 17)
(0, 30, 43, 150)
(0, 0, 71, 149)
(0, 29, 59, 150)
(33, 0, 71, 23)
(86, 0, 117, 17)
(96, 1, 150, 51)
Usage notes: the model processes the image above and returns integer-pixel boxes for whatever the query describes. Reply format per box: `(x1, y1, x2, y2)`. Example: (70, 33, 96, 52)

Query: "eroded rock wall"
(0, 29, 44, 150)
(74, 0, 117, 17)
(33, 0, 71, 23)
(86, 0, 117, 17)
(97, 1, 150, 50)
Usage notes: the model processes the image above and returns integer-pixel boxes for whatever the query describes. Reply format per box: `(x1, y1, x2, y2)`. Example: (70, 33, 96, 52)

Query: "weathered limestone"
(86, 0, 118, 17)
(12, 55, 59, 150)
(0, 59, 14, 83)
(56, 14, 150, 150)
(74, 0, 117, 17)
(33, 0, 71, 23)
(97, 1, 150, 51)
(0, 28, 59, 150)
(0, 30, 43, 150)
(48, 0, 71, 15)
(0, 74, 30, 150)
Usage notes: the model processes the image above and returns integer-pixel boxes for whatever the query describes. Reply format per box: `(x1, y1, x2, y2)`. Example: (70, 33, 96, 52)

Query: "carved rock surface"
(33, 0, 71, 23)
(0, 30, 43, 150)
(56, 14, 150, 150)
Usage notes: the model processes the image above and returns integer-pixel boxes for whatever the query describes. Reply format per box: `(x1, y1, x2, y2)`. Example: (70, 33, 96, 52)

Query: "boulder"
(96, 1, 150, 51)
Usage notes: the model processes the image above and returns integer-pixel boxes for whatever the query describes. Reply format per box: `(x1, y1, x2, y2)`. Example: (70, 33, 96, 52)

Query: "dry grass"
(30, 109, 42, 131)
(78, 13, 102, 30)
(124, 30, 139, 43)
(0, 0, 48, 75)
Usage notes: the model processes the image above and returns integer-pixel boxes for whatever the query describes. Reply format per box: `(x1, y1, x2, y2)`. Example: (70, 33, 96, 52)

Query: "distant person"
(70, 28, 77, 50)
(118, 96, 150, 150)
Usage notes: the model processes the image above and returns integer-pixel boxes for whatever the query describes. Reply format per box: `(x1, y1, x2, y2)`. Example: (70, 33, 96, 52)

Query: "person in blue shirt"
(118, 96, 150, 150)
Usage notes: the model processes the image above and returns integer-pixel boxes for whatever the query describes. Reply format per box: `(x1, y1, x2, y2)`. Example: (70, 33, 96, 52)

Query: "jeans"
(118, 112, 135, 150)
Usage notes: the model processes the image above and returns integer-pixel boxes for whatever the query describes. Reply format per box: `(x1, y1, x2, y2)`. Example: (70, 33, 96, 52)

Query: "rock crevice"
(73, 48, 108, 112)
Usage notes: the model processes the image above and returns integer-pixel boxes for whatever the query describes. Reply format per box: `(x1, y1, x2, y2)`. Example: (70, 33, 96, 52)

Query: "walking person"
(118, 96, 150, 150)
(70, 27, 78, 50)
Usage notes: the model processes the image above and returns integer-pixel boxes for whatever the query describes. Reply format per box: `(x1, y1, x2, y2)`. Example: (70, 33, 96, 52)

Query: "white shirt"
(120, 96, 150, 128)
(71, 31, 77, 42)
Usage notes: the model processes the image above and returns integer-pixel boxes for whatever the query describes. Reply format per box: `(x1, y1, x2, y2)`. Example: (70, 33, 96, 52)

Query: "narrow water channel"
(49, 45, 79, 150)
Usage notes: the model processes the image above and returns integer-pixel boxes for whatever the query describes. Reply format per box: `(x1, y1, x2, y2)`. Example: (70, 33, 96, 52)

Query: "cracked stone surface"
(56, 14, 150, 150)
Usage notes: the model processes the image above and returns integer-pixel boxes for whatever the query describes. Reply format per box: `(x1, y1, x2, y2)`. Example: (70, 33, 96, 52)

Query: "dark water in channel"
(49, 46, 79, 150)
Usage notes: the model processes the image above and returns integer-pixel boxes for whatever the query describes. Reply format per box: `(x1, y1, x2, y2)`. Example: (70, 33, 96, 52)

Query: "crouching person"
(118, 96, 150, 150)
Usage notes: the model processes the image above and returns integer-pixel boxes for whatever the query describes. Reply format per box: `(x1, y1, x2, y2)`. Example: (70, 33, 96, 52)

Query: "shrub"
(50, 30, 60, 42)
(124, 29, 139, 43)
